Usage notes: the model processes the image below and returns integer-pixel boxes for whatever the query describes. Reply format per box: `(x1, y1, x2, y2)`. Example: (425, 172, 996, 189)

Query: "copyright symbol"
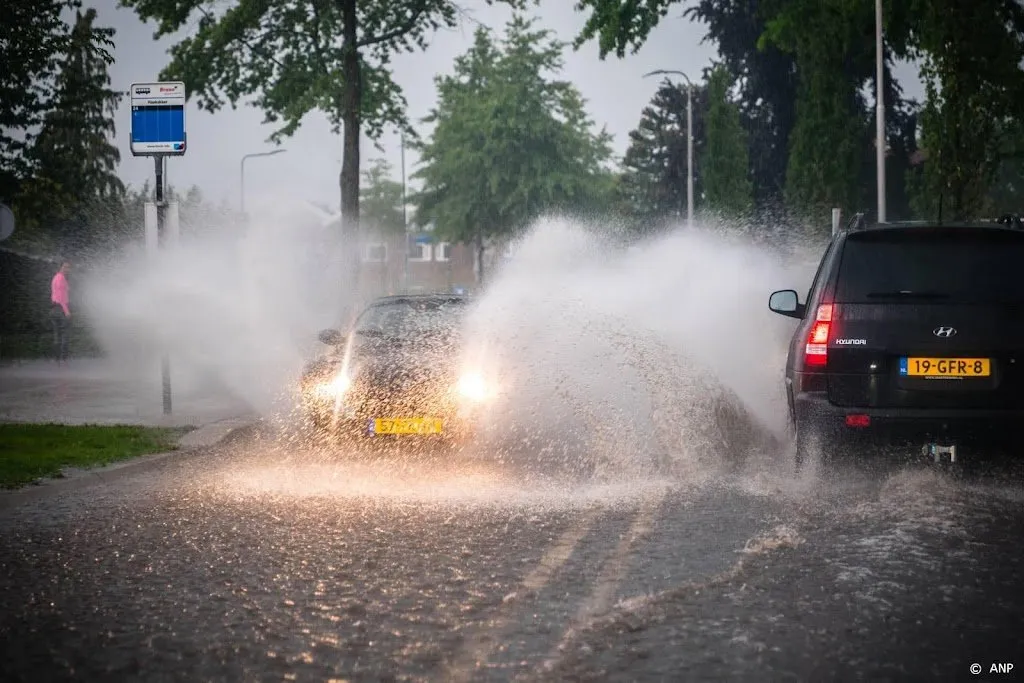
(970, 663, 982, 675)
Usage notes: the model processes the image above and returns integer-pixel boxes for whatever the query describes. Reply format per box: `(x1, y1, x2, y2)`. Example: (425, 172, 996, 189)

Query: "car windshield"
(835, 228, 1024, 304)
(353, 299, 466, 340)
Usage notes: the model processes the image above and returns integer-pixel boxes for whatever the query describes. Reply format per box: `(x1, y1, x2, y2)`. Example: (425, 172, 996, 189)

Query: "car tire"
(794, 424, 813, 472)
(794, 420, 832, 473)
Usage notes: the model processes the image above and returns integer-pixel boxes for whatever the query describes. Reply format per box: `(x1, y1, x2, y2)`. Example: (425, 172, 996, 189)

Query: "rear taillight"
(804, 304, 833, 368)
(845, 414, 870, 428)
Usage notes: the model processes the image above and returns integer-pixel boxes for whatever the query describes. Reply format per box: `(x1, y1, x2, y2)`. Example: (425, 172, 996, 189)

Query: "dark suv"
(768, 214, 1024, 467)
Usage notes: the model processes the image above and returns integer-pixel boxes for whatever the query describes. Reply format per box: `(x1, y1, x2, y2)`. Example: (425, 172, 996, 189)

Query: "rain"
(2, 1, 1023, 680)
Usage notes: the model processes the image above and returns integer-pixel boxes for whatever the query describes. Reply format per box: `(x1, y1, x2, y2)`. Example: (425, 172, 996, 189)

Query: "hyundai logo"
(933, 326, 957, 338)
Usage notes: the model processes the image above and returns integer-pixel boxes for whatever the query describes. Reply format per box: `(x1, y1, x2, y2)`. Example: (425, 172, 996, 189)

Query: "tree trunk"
(340, 0, 362, 302)
(475, 226, 485, 288)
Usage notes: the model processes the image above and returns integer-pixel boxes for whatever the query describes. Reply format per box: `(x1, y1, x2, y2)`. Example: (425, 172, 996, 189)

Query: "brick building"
(315, 207, 516, 299)
(357, 227, 478, 296)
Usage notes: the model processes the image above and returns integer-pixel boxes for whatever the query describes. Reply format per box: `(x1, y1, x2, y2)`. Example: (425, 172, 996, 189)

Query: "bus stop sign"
(130, 82, 187, 156)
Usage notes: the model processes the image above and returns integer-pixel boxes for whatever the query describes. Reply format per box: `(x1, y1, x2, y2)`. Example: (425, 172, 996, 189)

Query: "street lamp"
(401, 132, 409, 292)
(240, 149, 287, 213)
(643, 69, 694, 227)
(875, 0, 886, 223)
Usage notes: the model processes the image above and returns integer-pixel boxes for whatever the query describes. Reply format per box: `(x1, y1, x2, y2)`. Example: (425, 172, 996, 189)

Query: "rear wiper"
(865, 290, 950, 300)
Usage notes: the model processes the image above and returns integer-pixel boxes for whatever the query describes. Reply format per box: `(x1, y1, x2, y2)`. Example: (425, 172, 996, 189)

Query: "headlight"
(313, 372, 351, 399)
(457, 372, 492, 401)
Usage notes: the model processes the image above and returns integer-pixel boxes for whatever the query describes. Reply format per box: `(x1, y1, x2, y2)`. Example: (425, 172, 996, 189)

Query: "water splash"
(81, 200, 829, 500)
(459, 217, 819, 481)
(80, 196, 352, 417)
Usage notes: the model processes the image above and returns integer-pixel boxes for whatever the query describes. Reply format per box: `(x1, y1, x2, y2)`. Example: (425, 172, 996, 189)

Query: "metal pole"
(401, 133, 408, 292)
(240, 156, 246, 214)
(642, 69, 695, 227)
(686, 85, 694, 227)
(240, 149, 287, 216)
(154, 155, 172, 415)
(876, 0, 886, 223)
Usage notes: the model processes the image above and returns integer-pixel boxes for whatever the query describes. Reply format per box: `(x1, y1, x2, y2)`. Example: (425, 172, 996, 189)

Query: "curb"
(0, 416, 259, 514)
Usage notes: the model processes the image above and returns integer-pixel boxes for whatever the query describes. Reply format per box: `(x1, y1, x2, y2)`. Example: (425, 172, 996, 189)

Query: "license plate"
(899, 357, 991, 378)
(371, 418, 443, 434)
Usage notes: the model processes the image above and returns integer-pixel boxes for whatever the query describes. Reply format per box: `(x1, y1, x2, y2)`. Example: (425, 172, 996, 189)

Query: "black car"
(768, 214, 1024, 468)
(300, 294, 495, 445)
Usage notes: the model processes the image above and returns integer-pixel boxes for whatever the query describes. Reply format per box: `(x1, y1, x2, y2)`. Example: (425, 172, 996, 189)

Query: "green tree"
(413, 16, 613, 281)
(574, 0, 922, 222)
(171, 185, 242, 240)
(574, 0, 794, 208)
(905, 0, 1024, 221)
(573, 0, 678, 59)
(619, 78, 706, 229)
(31, 9, 123, 204)
(119, 181, 150, 239)
(685, 1, 799, 209)
(114, 182, 243, 245)
(360, 158, 406, 235)
(0, 0, 78, 203)
(759, 0, 933, 224)
(881, 97, 923, 221)
(28, 7, 123, 254)
(758, 0, 874, 221)
(982, 117, 1024, 214)
(119, 0, 532, 258)
(699, 64, 751, 217)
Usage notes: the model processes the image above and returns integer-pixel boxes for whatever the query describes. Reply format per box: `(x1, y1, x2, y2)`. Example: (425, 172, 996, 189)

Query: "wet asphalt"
(1, 427, 1022, 683)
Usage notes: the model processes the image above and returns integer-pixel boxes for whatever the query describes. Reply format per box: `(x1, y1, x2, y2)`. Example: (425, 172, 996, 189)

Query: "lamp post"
(643, 69, 694, 227)
(240, 148, 287, 214)
(401, 132, 409, 292)
(875, 0, 886, 223)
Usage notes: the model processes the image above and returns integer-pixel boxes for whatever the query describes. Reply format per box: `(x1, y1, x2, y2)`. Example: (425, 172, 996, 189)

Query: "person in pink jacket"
(50, 260, 71, 364)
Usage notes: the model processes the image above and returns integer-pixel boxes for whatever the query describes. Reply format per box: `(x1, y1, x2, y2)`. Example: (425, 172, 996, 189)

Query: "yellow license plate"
(372, 418, 443, 434)
(900, 357, 991, 377)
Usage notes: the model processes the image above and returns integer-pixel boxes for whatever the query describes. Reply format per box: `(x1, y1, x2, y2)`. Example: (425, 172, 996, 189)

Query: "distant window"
(408, 241, 432, 262)
(435, 242, 451, 262)
(363, 243, 387, 262)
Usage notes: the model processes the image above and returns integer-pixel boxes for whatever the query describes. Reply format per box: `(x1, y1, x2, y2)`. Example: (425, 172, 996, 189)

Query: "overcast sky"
(98, 0, 924, 211)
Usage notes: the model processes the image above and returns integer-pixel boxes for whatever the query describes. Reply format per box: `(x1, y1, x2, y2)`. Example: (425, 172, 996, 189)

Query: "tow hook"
(923, 443, 958, 464)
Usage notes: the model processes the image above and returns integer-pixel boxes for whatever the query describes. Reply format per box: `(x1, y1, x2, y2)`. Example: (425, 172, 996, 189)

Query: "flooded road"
(1, 427, 1021, 682)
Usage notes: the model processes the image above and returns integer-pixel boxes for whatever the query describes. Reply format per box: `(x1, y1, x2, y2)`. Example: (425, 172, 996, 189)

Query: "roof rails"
(995, 213, 1024, 229)
(846, 212, 868, 232)
(837, 212, 1024, 234)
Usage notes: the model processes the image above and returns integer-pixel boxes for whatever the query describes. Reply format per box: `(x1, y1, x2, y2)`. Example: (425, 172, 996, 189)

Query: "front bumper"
(794, 391, 1024, 446)
(301, 389, 483, 441)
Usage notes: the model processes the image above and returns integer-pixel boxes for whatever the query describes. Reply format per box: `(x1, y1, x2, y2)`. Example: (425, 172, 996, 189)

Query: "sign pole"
(401, 132, 408, 293)
(154, 156, 172, 415)
(131, 81, 187, 417)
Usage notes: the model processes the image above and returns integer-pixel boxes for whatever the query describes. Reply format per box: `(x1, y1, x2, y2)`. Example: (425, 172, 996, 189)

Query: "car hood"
(348, 333, 463, 378)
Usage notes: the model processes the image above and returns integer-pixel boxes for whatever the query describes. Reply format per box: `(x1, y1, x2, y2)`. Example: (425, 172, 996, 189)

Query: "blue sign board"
(130, 82, 186, 156)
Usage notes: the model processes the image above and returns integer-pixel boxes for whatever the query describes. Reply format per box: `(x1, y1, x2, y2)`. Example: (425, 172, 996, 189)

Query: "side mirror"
(318, 328, 345, 346)
(768, 289, 804, 319)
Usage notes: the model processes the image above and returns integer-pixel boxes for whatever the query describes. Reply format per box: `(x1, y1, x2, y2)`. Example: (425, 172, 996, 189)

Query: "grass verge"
(0, 423, 189, 489)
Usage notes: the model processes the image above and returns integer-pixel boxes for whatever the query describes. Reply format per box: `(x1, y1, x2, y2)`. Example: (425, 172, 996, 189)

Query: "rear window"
(835, 228, 1024, 303)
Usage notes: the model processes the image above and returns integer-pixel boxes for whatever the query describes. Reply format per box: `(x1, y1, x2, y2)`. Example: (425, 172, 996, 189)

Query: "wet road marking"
(444, 512, 597, 683)
(536, 489, 666, 675)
